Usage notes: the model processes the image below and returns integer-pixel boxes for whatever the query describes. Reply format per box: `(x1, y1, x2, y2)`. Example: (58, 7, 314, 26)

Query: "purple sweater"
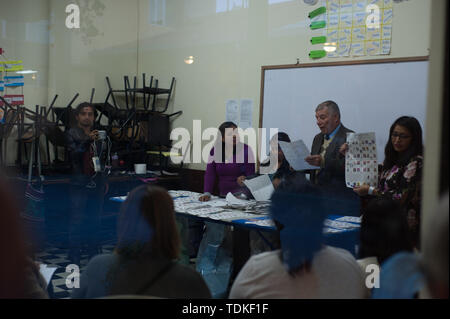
(204, 144, 255, 196)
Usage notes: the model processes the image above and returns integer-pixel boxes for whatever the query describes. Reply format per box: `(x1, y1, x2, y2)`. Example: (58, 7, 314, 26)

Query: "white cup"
(134, 163, 147, 175)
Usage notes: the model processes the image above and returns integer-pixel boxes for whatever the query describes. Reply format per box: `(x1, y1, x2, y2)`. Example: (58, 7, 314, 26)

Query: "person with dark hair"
(199, 121, 255, 202)
(420, 192, 448, 299)
(0, 178, 49, 299)
(305, 100, 354, 188)
(229, 173, 366, 299)
(359, 198, 414, 264)
(71, 185, 211, 299)
(344, 116, 424, 247)
(65, 102, 106, 264)
(264, 132, 296, 188)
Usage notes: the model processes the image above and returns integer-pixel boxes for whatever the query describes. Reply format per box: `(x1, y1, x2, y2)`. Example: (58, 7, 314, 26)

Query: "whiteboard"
(260, 59, 429, 163)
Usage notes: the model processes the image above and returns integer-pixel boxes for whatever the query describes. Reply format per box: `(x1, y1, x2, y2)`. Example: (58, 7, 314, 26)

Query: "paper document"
(226, 192, 248, 207)
(39, 264, 57, 286)
(240, 99, 253, 129)
(345, 132, 378, 188)
(279, 140, 320, 171)
(226, 99, 239, 123)
(244, 174, 274, 201)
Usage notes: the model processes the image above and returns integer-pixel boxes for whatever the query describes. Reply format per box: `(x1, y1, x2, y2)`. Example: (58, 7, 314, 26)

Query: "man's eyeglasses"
(391, 133, 412, 140)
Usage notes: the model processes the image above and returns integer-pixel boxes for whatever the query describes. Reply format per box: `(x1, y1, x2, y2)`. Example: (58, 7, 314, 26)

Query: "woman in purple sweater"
(199, 122, 255, 201)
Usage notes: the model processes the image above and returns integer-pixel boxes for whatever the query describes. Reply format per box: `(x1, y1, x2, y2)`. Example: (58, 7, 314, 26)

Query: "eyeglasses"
(391, 133, 412, 140)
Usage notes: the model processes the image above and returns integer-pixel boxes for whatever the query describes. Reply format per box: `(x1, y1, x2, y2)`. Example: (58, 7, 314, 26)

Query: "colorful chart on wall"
(309, 0, 393, 58)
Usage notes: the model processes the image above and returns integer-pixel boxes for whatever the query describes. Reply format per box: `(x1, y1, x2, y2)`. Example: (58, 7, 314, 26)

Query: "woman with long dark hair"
(199, 121, 255, 201)
(351, 116, 424, 246)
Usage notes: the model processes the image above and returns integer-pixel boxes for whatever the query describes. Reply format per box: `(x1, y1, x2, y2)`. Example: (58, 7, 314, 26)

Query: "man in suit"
(305, 100, 353, 188)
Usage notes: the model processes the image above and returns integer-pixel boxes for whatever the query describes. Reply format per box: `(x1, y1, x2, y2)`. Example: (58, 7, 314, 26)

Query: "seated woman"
(341, 116, 423, 247)
(199, 121, 255, 201)
(71, 185, 211, 299)
(263, 132, 297, 188)
(229, 174, 367, 299)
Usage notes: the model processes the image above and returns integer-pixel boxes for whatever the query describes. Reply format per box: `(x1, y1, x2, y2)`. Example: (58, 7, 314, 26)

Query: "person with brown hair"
(71, 185, 211, 299)
(0, 178, 48, 299)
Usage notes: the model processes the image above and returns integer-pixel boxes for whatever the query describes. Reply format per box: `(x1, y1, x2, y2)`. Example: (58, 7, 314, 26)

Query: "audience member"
(359, 198, 414, 265)
(71, 185, 211, 299)
(420, 192, 448, 299)
(229, 174, 367, 299)
(0, 178, 48, 299)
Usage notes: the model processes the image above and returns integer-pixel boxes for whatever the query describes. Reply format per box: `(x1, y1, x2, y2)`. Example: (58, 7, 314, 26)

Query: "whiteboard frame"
(258, 56, 429, 169)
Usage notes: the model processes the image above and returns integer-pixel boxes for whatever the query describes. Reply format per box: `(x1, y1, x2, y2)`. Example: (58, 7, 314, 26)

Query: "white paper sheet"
(345, 132, 378, 188)
(39, 264, 57, 286)
(240, 99, 253, 129)
(279, 140, 320, 171)
(226, 192, 249, 206)
(243, 174, 274, 201)
(226, 99, 239, 124)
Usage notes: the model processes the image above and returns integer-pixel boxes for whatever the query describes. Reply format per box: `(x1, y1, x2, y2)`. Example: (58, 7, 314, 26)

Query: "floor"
(35, 244, 115, 299)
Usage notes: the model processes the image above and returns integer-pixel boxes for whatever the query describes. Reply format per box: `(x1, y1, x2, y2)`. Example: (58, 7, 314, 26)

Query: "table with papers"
(110, 190, 361, 255)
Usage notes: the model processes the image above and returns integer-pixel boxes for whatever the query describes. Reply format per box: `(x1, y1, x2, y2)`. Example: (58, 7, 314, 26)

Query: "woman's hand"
(353, 184, 370, 196)
(237, 176, 246, 187)
(199, 194, 211, 202)
(339, 143, 349, 156)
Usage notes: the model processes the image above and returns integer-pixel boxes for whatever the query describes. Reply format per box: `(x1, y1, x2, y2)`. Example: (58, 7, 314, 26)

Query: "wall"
(0, 0, 436, 170)
(0, 0, 50, 164)
(48, 0, 139, 108)
(136, 0, 432, 170)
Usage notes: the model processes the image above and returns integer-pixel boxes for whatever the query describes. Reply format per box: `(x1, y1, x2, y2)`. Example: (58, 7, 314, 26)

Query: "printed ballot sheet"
(243, 174, 274, 201)
(345, 132, 378, 188)
(279, 140, 320, 171)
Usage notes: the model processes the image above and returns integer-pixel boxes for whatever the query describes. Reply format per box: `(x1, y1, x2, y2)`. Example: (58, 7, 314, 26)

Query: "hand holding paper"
(243, 175, 274, 201)
(279, 140, 320, 171)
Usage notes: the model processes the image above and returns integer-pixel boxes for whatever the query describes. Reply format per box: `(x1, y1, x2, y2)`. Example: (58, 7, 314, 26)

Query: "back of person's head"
(271, 132, 291, 144)
(420, 192, 449, 299)
(116, 185, 180, 260)
(359, 198, 414, 264)
(0, 179, 27, 298)
(270, 173, 327, 276)
(384, 116, 423, 169)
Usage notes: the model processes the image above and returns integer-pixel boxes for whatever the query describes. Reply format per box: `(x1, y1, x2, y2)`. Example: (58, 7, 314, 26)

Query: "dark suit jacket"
(310, 124, 354, 187)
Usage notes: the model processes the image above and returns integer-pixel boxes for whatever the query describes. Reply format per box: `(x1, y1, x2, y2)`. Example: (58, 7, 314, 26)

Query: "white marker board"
(259, 58, 429, 163)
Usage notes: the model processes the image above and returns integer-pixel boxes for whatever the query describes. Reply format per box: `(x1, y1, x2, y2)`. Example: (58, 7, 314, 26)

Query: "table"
(110, 190, 361, 283)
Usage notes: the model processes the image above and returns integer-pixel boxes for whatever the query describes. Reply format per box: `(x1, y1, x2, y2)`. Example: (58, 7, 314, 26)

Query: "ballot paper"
(279, 140, 320, 171)
(324, 219, 360, 230)
(226, 192, 249, 206)
(243, 174, 274, 201)
(345, 132, 379, 188)
(39, 264, 57, 286)
(335, 216, 361, 224)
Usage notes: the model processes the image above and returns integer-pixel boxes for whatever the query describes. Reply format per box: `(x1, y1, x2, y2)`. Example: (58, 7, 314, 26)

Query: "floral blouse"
(377, 155, 423, 239)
